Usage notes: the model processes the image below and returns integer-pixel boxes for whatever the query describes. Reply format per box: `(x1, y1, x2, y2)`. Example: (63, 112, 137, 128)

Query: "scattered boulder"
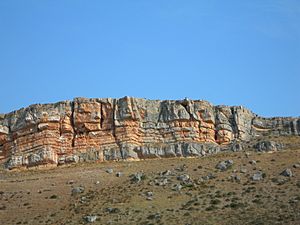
(71, 187, 85, 195)
(105, 168, 114, 174)
(288, 196, 299, 204)
(230, 142, 244, 152)
(177, 174, 190, 182)
(240, 168, 247, 173)
(130, 172, 146, 183)
(105, 207, 120, 214)
(281, 168, 293, 177)
(146, 196, 153, 201)
(254, 140, 282, 152)
(65, 155, 79, 164)
(251, 171, 264, 181)
(229, 174, 241, 183)
(272, 177, 288, 185)
(160, 170, 172, 176)
(146, 191, 153, 197)
(154, 178, 168, 186)
(172, 184, 183, 191)
(116, 172, 123, 177)
(216, 160, 233, 171)
(201, 173, 216, 181)
(80, 196, 87, 204)
(293, 163, 300, 169)
(249, 160, 257, 165)
(83, 215, 98, 223)
(175, 164, 187, 172)
(145, 191, 153, 200)
(66, 180, 75, 185)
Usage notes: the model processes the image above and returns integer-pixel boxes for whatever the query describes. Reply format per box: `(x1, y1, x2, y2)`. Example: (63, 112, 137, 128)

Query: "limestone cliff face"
(0, 97, 299, 169)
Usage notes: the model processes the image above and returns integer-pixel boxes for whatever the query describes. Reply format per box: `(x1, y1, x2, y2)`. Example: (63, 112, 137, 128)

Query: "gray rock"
(78, 149, 101, 162)
(275, 177, 288, 185)
(146, 197, 153, 201)
(252, 117, 300, 136)
(293, 163, 300, 168)
(289, 196, 299, 204)
(161, 170, 172, 176)
(216, 160, 233, 171)
(6, 148, 57, 169)
(177, 174, 190, 182)
(249, 160, 257, 165)
(105, 168, 114, 174)
(245, 152, 250, 158)
(65, 155, 79, 163)
(103, 148, 122, 161)
(83, 215, 98, 223)
(176, 164, 187, 172)
(254, 140, 282, 152)
(229, 174, 241, 182)
(251, 171, 264, 181)
(105, 207, 120, 214)
(146, 191, 153, 197)
(135, 142, 220, 158)
(201, 173, 216, 181)
(281, 168, 293, 177)
(71, 187, 85, 195)
(172, 184, 183, 191)
(230, 142, 244, 152)
(240, 168, 247, 173)
(154, 178, 168, 186)
(130, 172, 145, 183)
(66, 180, 75, 185)
(145, 191, 153, 200)
(80, 196, 87, 203)
(116, 172, 123, 177)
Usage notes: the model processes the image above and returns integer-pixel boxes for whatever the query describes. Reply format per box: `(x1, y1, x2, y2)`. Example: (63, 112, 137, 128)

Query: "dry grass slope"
(0, 136, 300, 225)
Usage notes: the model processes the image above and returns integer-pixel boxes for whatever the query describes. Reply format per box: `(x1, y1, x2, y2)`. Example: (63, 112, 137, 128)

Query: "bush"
(50, 195, 58, 199)
(210, 199, 221, 205)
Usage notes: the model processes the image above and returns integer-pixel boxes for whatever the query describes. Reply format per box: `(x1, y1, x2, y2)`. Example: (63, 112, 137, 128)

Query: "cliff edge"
(0, 97, 299, 169)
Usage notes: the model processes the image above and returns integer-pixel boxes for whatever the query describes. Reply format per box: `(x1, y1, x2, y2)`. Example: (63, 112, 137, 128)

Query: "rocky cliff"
(0, 97, 299, 169)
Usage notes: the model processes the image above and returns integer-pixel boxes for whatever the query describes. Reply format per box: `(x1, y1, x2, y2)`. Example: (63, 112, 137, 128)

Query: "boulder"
(281, 168, 293, 177)
(130, 172, 146, 183)
(83, 215, 98, 223)
(71, 187, 85, 195)
(254, 140, 282, 152)
(251, 171, 264, 181)
(216, 160, 234, 171)
(105, 168, 113, 174)
(177, 174, 190, 182)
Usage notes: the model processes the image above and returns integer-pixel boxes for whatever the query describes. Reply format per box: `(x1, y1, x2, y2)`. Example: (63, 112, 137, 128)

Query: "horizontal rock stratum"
(0, 97, 299, 169)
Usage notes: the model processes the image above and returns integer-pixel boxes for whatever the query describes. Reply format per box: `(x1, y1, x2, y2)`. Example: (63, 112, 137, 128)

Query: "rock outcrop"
(0, 97, 299, 169)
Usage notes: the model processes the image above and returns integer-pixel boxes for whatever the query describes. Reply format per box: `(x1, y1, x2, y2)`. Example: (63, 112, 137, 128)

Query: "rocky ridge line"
(0, 97, 299, 169)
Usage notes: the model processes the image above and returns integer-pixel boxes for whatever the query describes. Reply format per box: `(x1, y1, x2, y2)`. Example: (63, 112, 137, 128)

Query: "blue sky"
(0, 1, 299, 117)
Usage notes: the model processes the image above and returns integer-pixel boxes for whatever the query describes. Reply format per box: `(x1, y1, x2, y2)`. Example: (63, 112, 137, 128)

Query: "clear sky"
(0, 1, 299, 117)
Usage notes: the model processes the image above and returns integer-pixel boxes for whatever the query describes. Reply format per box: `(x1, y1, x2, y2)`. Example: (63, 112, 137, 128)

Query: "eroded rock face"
(254, 140, 283, 152)
(0, 97, 299, 169)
